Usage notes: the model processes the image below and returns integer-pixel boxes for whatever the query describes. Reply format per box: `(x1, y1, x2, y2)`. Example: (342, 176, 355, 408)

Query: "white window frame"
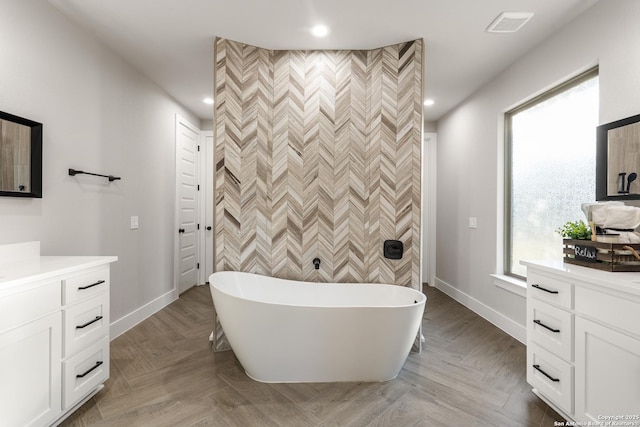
(502, 67, 599, 281)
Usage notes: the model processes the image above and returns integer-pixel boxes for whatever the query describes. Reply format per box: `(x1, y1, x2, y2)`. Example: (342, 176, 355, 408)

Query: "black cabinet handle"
(76, 361, 103, 378)
(206, 226, 212, 230)
(76, 316, 103, 329)
(78, 280, 105, 290)
(533, 364, 560, 382)
(178, 228, 185, 234)
(533, 319, 560, 333)
(531, 284, 559, 294)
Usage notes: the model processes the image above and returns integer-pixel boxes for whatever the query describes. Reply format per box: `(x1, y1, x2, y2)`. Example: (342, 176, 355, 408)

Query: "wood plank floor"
(61, 285, 562, 426)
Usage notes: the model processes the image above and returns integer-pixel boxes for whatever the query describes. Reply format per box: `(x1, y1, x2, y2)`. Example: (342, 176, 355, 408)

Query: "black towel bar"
(69, 168, 121, 182)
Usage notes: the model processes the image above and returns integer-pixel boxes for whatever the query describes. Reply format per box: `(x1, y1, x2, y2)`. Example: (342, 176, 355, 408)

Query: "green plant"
(556, 220, 592, 240)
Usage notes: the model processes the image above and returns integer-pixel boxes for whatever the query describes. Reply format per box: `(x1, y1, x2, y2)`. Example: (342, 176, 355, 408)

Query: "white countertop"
(521, 259, 640, 298)
(0, 256, 118, 291)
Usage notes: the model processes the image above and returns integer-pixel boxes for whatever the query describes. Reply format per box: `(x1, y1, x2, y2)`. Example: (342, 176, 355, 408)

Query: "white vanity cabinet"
(0, 242, 116, 427)
(523, 260, 640, 422)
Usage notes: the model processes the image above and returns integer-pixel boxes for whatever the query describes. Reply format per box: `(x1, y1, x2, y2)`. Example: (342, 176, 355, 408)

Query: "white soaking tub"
(209, 271, 426, 383)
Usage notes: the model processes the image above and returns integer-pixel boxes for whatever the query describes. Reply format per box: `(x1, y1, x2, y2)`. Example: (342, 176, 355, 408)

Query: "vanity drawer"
(63, 266, 109, 305)
(63, 336, 109, 410)
(0, 280, 61, 333)
(527, 342, 573, 416)
(527, 298, 573, 362)
(63, 293, 109, 357)
(528, 272, 573, 309)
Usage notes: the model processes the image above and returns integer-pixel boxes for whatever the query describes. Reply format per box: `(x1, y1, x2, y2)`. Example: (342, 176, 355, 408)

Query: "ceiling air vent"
(486, 12, 534, 33)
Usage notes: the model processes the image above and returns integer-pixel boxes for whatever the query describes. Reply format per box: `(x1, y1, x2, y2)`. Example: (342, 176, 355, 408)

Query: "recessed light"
(203, 97, 214, 105)
(311, 25, 330, 38)
(424, 99, 435, 107)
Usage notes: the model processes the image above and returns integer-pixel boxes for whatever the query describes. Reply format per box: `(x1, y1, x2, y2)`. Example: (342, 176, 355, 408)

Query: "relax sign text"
(575, 245, 597, 263)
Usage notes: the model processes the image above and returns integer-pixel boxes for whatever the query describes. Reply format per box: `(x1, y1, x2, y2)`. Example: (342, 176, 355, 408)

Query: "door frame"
(174, 114, 203, 294)
(200, 130, 214, 284)
(423, 132, 437, 287)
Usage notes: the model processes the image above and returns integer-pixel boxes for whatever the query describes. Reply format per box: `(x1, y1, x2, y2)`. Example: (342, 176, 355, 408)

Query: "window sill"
(491, 274, 526, 297)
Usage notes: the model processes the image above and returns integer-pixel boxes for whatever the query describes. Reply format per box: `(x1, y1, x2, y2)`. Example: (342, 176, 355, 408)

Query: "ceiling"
(48, 0, 598, 123)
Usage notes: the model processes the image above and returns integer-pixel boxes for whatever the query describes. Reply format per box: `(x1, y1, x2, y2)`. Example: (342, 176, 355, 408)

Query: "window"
(505, 68, 599, 278)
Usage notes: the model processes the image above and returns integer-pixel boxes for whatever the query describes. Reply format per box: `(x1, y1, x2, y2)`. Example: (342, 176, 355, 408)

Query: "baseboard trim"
(433, 277, 526, 344)
(110, 289, 178, 340)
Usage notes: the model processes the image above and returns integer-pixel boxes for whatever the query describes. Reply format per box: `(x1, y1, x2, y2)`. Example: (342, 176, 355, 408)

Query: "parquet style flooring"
(62, 285, 562, 427)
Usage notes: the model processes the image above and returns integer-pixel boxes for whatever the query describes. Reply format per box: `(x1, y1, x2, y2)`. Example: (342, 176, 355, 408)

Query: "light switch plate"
(130, 216, 139, 229)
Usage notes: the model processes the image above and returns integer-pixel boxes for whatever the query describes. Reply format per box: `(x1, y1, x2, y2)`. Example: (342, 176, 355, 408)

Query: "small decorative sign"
(563, 239, 640, 271)
(575, 244, 598, 263)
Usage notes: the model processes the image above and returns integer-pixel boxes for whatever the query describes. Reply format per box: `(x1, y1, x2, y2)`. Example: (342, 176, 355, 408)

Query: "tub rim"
(209, 270, 426, 309)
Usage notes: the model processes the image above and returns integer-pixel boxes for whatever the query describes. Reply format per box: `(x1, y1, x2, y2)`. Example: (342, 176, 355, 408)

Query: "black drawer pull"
(531, 284, 559, 294)
(78, 280, 105, 290)
(76, 361, 103, 378)
(533, 364, 560, 382)
(76, 316, 103, 329)
(533, 319, 560, 333)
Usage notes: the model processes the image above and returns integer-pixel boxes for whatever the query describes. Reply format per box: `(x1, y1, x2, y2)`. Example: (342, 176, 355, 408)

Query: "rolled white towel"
(616, 232, 640, 244)
(582, 201, 624, 225)
(603, 205, 640, 230)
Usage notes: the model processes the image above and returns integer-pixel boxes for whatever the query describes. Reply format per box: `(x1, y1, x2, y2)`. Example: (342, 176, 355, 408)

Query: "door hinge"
(197, 224, 200, 230)
(197, 145, 200, 152)
(197, 184, 200, 191)
(197, 263, 200, 269)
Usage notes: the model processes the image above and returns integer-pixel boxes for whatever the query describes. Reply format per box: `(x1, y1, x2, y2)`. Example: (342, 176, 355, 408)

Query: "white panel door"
(176, 117, 200, 294)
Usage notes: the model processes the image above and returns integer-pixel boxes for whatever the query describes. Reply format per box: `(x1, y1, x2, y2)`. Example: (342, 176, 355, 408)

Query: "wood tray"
(563, 239, 640, 272)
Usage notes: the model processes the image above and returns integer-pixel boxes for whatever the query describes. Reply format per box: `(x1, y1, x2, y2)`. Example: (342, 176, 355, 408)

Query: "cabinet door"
(0, 312, 62, 427)
(575, 317, 640, 422)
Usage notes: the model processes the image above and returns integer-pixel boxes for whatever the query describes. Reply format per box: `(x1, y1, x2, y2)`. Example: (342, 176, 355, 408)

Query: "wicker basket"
(563, 239, 640, 272)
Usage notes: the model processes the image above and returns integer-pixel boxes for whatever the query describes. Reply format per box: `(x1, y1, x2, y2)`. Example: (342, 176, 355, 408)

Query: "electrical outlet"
(130, 216, 139, 230)
(469, 217, 477, 229)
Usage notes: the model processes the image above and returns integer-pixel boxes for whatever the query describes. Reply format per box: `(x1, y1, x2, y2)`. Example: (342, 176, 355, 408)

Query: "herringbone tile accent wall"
(214, 38, 423, 350)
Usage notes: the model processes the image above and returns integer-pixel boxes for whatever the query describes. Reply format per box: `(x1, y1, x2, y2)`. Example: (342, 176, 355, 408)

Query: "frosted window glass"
(509, 76, 599, 277)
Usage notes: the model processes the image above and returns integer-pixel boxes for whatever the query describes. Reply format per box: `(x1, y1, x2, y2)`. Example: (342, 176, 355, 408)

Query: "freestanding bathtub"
(209, 271, 426, 383)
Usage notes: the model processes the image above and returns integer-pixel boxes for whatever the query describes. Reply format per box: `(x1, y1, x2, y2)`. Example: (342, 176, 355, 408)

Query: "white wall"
(0, 0, 200, 331)
(435, 0, 640, 339)
(201, 120, 214, 131)
(424, 121, 437, 133)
